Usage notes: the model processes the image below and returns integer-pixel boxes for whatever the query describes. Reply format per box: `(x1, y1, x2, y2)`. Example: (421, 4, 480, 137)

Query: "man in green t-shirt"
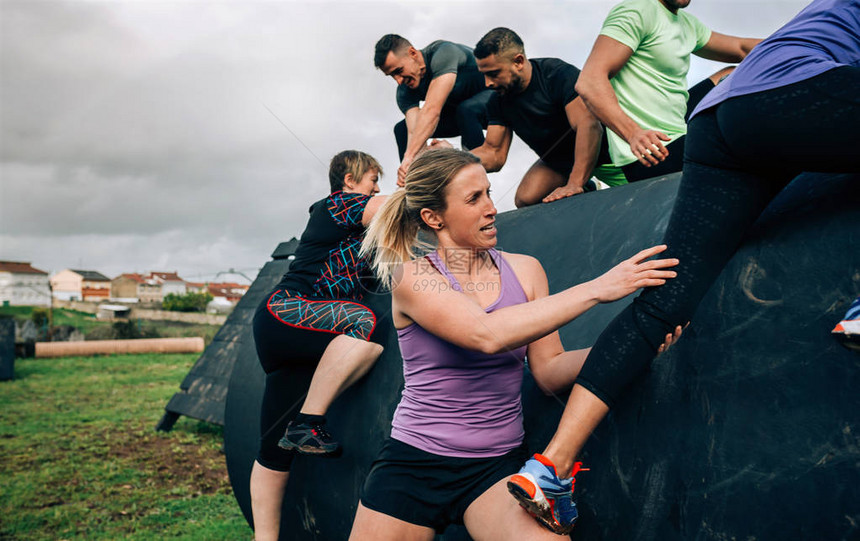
(576, 0, 761, 181)
(374, 34, 494, 185)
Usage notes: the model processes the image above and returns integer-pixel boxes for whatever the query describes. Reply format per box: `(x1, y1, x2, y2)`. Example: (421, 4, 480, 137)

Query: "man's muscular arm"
(399, 72, 457, 184)
(694, 31, 761, 63)
(471, 125, 513, 173)
(576, 35, 669, 168)
(543, 97, 603, 203)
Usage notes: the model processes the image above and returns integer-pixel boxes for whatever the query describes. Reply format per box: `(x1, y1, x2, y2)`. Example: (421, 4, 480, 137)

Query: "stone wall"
(52, 299, 227, 325)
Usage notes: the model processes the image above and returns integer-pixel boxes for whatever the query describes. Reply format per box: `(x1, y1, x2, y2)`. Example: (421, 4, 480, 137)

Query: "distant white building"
(207, 282, 249, 305)
(146, 271, 186, 297)
(0, 261, 51, 307)
(51, 269, 111, 301)
(187, 281, 249, 313)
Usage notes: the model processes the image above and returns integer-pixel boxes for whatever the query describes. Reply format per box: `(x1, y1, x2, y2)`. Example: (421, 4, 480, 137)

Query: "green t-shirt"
(599, 0, 711, 166)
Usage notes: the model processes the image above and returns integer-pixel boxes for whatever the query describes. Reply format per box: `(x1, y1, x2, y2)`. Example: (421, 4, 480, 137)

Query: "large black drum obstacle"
(225, 172, 860, 540)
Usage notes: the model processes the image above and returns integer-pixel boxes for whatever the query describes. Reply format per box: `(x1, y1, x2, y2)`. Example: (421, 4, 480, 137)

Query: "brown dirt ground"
(104, 420, 232, 497)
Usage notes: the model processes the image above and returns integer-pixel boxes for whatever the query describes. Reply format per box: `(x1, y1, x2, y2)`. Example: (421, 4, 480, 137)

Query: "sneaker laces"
(570, 461, 590, 493)
(309, 423, 332, 440)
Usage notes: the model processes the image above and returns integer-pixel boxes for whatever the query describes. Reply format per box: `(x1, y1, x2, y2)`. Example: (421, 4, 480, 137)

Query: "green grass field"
(0, 353, 251, 540)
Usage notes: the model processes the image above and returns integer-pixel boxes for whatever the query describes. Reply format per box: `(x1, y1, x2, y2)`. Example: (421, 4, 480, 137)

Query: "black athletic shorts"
(541, 157, 575, 177)
(360, 438, 528, 533)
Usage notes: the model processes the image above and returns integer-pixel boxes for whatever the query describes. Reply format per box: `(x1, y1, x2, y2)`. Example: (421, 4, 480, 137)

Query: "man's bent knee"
(514, 191, 541, 208)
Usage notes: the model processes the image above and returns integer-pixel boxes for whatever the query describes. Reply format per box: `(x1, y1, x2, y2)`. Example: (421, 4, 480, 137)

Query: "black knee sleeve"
(394, 120, 408, 160)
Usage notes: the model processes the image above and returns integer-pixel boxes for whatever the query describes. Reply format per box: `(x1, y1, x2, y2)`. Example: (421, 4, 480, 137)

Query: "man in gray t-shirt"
(374, 34, 494, 185)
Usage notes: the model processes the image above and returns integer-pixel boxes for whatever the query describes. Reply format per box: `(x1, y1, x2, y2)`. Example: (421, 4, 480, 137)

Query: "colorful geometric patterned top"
(277, 191, 374, 300)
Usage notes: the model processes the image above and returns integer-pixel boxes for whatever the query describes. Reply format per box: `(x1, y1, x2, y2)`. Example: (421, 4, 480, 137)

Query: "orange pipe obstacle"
(35, 337, 205, 358)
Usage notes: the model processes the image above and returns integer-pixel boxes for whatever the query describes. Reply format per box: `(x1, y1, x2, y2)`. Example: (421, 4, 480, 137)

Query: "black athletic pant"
(621, 78, 716, 182)
(577, 66, 860, 407)
(394, 90, 494, 160)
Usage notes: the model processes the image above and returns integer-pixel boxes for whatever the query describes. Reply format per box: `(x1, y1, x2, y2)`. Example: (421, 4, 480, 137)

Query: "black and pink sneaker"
(278, 420, 341, 456)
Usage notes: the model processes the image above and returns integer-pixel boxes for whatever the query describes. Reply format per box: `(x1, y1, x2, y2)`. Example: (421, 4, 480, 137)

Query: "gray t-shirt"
(396, 40, 487, 113)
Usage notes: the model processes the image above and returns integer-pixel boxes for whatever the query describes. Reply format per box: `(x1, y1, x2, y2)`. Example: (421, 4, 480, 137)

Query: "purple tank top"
(390, 248, 529, 457)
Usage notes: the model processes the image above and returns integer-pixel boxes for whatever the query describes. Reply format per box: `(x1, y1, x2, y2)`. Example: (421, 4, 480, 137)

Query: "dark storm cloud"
(0, 0, 809, 281)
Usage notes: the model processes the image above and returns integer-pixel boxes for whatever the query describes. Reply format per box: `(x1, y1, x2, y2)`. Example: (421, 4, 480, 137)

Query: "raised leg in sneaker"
(277, 420, 341, 456)
(833, 296, 860, 351)
(507, 453, 586, 535)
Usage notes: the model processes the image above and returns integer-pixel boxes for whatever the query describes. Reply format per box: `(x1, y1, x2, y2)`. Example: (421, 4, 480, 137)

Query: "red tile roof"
(216, 282, 249, 289)
(116, 273, 145, 284)
(147, 271, 184, 282)
(207, 283, 249, 300)
(0, 261, 48, 275)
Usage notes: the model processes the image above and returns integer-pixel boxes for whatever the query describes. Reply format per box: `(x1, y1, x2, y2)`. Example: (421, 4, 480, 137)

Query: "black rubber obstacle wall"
(157, 238, 299, 431)
(224, 172, 860, 540)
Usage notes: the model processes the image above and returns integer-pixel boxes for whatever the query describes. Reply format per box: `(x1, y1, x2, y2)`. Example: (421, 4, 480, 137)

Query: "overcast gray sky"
(0, 0, 808, 284)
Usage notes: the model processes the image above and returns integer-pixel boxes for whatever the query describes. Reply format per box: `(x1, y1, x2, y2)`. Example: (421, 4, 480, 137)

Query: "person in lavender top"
(347, 148, 682, 539)
(509, 0, 860, 534)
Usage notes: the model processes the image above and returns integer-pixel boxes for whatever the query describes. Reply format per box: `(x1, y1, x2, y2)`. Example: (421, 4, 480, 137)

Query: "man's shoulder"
(610, 0, 654, 11)
(601, 0, 660, 46)
(530, 58, 580, 101)
(424, 40, 473, 78)
(532, 57, 580, 76)
(676, 8, 707, 29)
(424, 40, 469, 55)
(604, 0, 656, 24)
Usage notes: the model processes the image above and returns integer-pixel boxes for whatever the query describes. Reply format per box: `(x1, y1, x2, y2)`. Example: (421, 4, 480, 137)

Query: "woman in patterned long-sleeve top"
(250, 150, 388, 541)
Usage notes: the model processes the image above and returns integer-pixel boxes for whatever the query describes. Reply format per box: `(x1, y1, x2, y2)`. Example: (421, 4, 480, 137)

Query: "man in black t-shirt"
(374, 34, 494, 185)
(471, 28, 627, 208)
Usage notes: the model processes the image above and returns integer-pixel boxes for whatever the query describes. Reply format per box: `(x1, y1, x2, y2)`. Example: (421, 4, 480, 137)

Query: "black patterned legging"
(577, 66, 860, 407)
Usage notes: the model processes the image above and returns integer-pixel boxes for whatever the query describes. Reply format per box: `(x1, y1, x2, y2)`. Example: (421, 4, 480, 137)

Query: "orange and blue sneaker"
(507, 454, 587, 535)
(833, 296, 860, 351)
(277, 420, 341, 456)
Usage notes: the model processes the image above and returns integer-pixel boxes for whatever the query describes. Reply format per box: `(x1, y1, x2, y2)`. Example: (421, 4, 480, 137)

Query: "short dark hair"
(329, 150, 383, 192)
(374, 34, 412, 69)
(474, 27, 525, 60)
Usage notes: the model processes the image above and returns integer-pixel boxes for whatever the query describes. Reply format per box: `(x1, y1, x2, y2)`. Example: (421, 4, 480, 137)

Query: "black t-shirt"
(277, 191, 373, 300)
(396, 40, 487, 113)
(487, 57, 611, 166)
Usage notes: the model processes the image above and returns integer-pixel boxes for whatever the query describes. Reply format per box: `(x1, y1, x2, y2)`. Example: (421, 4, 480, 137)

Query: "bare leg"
(250, 460, 290, 541)
(349, 502, 435, 541)
(541, 384, 610, 478)
(464, 476, 560, 541)
(514, 160, 565, 208)
(300, 335, 384, 415)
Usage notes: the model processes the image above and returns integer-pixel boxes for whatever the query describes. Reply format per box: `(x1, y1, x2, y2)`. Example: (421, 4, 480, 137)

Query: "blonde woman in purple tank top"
(348, 148, 681, 539)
